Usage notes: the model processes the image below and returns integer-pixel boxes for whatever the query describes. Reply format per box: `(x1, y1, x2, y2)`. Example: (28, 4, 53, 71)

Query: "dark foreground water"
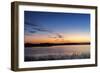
(24, 45, 90, 62)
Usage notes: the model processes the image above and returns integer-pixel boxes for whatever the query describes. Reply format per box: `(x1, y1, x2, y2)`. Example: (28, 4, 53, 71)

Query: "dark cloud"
(56, 33, 63, 38)
(25, 21, 64, 41)
(25, 21, 39, 27)
(25, 21, 51, 33)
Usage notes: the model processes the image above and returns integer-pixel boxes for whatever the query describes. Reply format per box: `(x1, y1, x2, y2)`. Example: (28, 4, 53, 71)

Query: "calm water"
(24, 45, 90, 61)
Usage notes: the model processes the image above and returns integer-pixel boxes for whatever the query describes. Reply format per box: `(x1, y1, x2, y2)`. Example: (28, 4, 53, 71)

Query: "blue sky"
(24, 11, 90, 43)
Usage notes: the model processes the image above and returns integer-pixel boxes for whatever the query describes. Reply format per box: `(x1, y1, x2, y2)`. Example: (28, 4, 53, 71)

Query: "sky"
(24, 11, 90, 44)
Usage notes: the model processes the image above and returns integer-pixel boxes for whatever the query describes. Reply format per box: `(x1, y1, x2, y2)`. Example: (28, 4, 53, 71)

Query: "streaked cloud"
(25, 21, 64, 41)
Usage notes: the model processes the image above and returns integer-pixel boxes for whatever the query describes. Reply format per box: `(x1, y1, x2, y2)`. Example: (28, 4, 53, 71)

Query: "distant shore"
(25, 42, 90, 47)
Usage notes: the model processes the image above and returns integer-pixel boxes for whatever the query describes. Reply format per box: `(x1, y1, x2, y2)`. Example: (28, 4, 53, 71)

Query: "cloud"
(56, 33, 63, 38)
(25, 21, 64, 41)
(25, 21, 39, 27)
(25, 21, 51, 33)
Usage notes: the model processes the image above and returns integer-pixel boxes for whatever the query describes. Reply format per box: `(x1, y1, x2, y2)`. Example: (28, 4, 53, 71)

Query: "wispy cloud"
(25, 21, 64, 41)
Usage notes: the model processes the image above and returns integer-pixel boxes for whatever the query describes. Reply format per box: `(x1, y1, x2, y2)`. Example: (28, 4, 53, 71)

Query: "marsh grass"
(24, 52, 90, 61)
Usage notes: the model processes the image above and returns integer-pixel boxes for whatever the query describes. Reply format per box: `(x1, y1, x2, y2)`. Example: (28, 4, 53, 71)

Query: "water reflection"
(24, 45, 90, 61)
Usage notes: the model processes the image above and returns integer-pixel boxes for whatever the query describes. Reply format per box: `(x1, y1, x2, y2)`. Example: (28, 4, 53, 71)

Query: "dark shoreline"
(25, 42, 90, 47)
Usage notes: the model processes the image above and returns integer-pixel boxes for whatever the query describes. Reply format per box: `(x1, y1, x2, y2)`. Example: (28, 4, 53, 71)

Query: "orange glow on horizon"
(24, 34, 90, 44)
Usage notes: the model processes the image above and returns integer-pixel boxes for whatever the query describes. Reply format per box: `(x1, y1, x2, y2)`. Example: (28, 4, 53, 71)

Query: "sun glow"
(25, 33, 90, 44)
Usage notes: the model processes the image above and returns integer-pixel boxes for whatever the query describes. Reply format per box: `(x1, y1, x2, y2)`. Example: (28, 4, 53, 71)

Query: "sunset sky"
(24, 11, 90, 44)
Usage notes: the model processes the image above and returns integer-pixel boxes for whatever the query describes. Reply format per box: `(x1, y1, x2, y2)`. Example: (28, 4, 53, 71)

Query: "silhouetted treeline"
(25, 42, 90, 47)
